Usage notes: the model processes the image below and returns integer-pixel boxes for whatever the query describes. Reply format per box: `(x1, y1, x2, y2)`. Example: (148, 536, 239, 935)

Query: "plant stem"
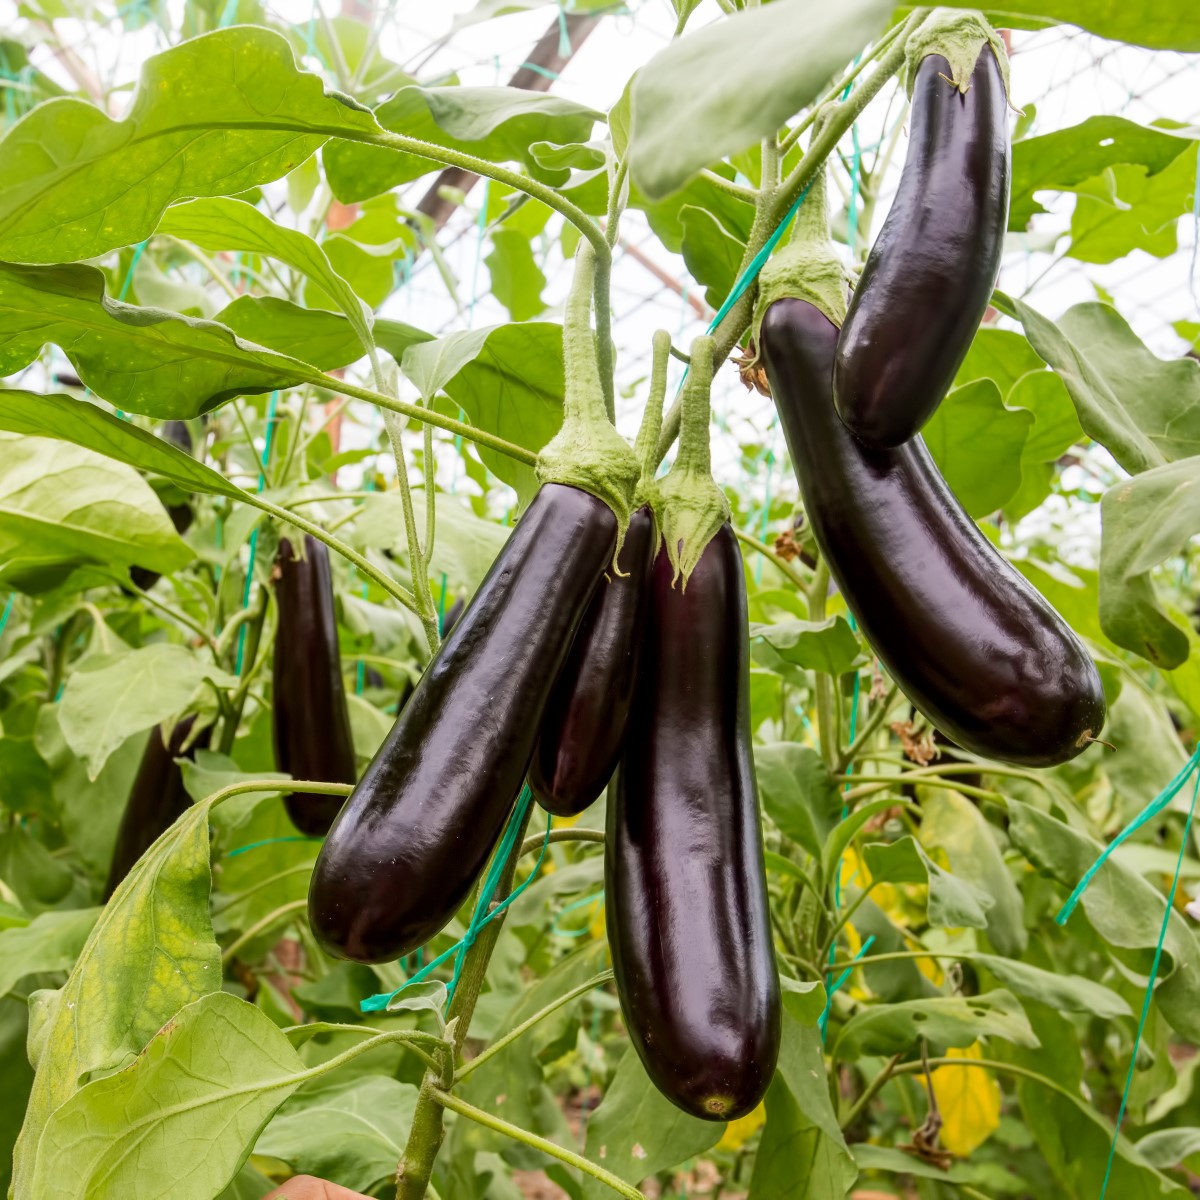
(519, 828, 605, 857)
(837, 774, 1007, 806)
(221, 898, 307, 964)
(837, 683, 899, 772)
(218, 582, 268, 753)
(840, 1053, 903, 1130)
(455, 971, 613, 1083)
(124, 580, 218, 653)
(734, 529, 812, 592)
(431, 1089, 645, 1199)
(698, 168, 758, 202)
(891, 1056, 1082, 1105)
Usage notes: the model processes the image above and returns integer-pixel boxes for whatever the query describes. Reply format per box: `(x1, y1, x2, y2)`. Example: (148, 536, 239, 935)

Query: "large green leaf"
(1100, 458, 1200, 668)
(923, 378, 1033, 516)
(581, 1048, 723, 1199)
(941, 0, 1200, 51)
(1009, 116, 1199, 229)
(1007, 801, 1200, 1043)
(325, 84, 602, 203)
(60, 644, 235, 779)
(0, 262, 311, 418)
(755, 742, 838, 862)
(0, 908, 99, 1000)
(832, 990, 1039, 1059)
(0, 430, 192, 593)
(971, 954, 1130, 1019)
(1014, 298, 1200, 475)
(679, 205, 745, 309)
(31, 991, 307, 1200)
(158, 198, 373, 353)
(749, 615, 861, 676)
(0, 26, 376, 263)
(10, 792, 221, 1196)
(861, 836, 993, 930)
(405, 323, 565, 503)
(1069, 146, 1199, 264)
(628, 0, 892, 199)
(485, 228, 547, 322)
(920, 790, 1027, 957)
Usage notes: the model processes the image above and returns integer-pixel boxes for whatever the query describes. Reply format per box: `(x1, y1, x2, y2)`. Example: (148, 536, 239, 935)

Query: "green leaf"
(1009, 116, 1199, 229)
(0, 907, 99, 1000)
(1069, 146, 1199, 264)
(405, 323, 564, 503)
(923, 379, 1034, 517)
(750, 615, 861, 675)
(32, 991, 306, 1200)
(1007, 800, 1200, 1044)
(0, 391, 245, 501)
(0, 996, 34, 1196)
(971, 954, 1131, 1020)
(325, 85, 601, 203)
(60, 644, 235, 779)
(0, 736, 54, 818)
(1100, 458, 1200, 668)
(581, 1048, 723, 1199)
(1013, 297, 1200, 475)
(10, 792, 220, 1196)
(628, 0, 892, 199)
(0, 26, 376, 263)
(0, 262, 312, 419)
(755, 742, 838, 862)
(0, 430, 193, 593)
(1137, 1128, 1200, 1170)
(862, 836, 993, 930)
(157, 198, 373, 354)
(0, 826, 85, 914)
(821, 798, 916, 885)
(255, 1076, 418, 1195)
(679, 205, 745, 309)
(940, 0, 1200, 51)
(486, 228, 547, 321)
(920, 790, 1027, 957)
(832, 990, 1039, 1060)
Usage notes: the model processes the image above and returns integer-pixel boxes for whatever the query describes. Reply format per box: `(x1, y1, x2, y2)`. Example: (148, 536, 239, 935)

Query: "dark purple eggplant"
(529, 504, 656, 817)
(272, 535, 358, 837)
(308, 483, 616, 963)
(440, 595, 465, 637)
(761, 297, 1104, 766)
(608, 525, 781, 1121)
(833, 47, 1010, 447)
(104, 715, 210, 900)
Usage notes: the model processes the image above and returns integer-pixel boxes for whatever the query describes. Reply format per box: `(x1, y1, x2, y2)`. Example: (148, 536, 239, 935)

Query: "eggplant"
(440, 595, 465, 637)
(529, 504, 656, 817)
(309, 483, 616, 963)
(104, 715, 209, 900)
(761, 297, 1105, 766)
(271, 535, 358, 837)
(833, 47, 1010, 447)
(608, 525, 781, 1121)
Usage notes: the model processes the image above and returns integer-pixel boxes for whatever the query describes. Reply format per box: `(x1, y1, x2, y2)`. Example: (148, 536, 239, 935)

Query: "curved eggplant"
(530, 504, 656, 817)
(761, 297, 1105, 766)
(833, 48, 1010, 447)
(608, 524, 781, 1121)
(309, 483, 616, 963)
(272, 535, 358, 837)
(104, 715, 210, 900)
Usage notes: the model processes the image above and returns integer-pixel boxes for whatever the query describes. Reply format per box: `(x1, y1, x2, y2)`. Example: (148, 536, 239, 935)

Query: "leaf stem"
(124, 579, 219, 653)
(519, 827, 605, 857)
(455, 971, 613, 1083)
(837, 683, 900, 772)
(840, 1053, 904, 1130)
(733, 528, 812, 592)
(698, 168, 758, 202)
(221, 898, 307, 964)
(431, 1089, 645, 1199)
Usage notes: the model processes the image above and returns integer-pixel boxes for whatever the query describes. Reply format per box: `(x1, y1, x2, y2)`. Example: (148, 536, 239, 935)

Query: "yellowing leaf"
(930, 1043, 1001, 1157)
(717, 1101, 765, 1151)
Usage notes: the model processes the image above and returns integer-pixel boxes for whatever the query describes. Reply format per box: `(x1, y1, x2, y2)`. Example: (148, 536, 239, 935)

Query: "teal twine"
(217, 0, 239, 26)
(360, 786, 551, 1013)
(1056, 743, 1200, 925)
(1062, 763, 1200, 1199)
(0, 593, 14, 639)
(111, 242, 148, 420)
(518, 62, 561, 82)
(226, 835, 322, 859)
(556, 0, 572, 57)
(818, 934, 875, 1039)
(236, 390, 280, 675)
(436, 572, 449, 632)
(551, 889, 604, 937)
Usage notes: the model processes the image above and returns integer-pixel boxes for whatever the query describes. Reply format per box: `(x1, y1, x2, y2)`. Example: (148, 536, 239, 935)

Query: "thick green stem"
(840, 1053, 904, 1130)
(837, 683, 900, 772)
(734, 529, 811, 592)
(518, 827, 605, 857)
(431, 1089, 645, 1199)
(218, 583, 267, 754)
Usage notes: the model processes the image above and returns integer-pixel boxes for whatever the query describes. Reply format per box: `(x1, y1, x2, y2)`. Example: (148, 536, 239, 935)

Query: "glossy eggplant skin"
(104, 715, 210, 900)
(530, 505, 656, 817)
(309, 484, 616, 963)
(833, 50, 1010, 447)
(272, 535, 358, 837)
(762, 298, 1105, 766)
(608, 525, 781, 1121)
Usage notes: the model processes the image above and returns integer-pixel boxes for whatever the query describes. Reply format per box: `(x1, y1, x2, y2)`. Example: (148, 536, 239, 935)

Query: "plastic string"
(226, 835, 322, 859)
(556, 0, 572, 58)
(235, 390, 280, 674)
(1057, 759, 1200, 1200)
(360, 784, 553, 1013)
(551, 889, 604, 937)
(0, 593, 14, 639)
(818, 934, 875, 1038)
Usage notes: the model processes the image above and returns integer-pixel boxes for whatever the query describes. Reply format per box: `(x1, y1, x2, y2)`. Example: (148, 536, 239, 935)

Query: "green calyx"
(537, 240, 640, 567)
(654, 334, 729, 588)
(632, 328, 672, 517)
(904, 8, 1012, 104)
(751, 153, 849, 341)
